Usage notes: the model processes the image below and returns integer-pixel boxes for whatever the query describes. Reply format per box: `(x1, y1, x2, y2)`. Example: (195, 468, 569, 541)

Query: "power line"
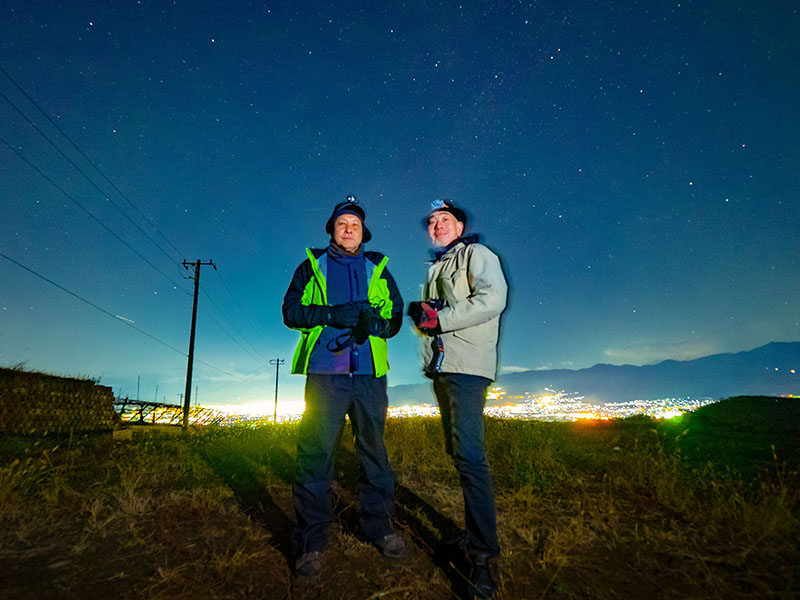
(215, 269, 279, 356)
(0, 88, 182, 271)
(0, 65, 185, 260)
(0, 117, 276, 385)
(0, 250, 187, 356)
(0, 135, 273, 383)
(0, 134, 190, 295)
(199, 363, 273, 396)
(0, 71, 273, 366)
(1, 127, 276, 377)
(200, 289, 271, 366)
(0, 250, 247, 382)
(0, 68, 280, 391)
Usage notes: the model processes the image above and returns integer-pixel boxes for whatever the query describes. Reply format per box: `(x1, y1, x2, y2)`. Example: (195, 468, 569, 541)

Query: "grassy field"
(0, 396, 797, 599)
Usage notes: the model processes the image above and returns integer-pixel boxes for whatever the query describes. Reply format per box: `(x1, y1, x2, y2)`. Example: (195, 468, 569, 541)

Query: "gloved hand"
(325, 302, 363, 329)
(408, 301, 440, 331)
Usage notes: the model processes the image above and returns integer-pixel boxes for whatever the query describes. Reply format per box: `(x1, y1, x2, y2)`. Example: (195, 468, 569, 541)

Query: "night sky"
(2, 1, 798, 413)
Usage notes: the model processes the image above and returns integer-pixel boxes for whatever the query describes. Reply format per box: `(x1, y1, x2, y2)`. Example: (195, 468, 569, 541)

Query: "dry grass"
(0, 399, 798, 599)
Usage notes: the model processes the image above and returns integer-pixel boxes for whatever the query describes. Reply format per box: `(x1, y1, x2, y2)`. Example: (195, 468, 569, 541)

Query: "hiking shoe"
(294, 551, 322, 580)
(468, 556, 498, 599)
(375, 533, 407, 559)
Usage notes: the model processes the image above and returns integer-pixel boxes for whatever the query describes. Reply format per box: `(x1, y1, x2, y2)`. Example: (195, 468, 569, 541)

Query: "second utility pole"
(182, 259, 216, 429)
(270, 358, 284, 422)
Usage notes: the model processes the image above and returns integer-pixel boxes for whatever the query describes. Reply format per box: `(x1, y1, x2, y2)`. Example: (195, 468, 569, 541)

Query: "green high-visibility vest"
(290, 248, 393, 376)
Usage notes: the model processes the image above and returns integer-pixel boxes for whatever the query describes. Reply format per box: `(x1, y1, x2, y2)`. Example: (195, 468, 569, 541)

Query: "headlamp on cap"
(425, 198, 467, 227)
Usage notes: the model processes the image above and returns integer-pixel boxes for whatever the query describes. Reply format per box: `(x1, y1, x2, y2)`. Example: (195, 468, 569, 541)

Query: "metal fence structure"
(113, 397, 227, 426)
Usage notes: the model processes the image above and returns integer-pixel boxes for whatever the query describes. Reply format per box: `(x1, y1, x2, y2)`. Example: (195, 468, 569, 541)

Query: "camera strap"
(327, 332, 355, 353)
(433, 335, 445, 372)
(326, 332, 360, 373)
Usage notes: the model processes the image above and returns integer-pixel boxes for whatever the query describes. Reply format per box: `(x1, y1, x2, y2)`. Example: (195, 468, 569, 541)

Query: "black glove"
(407, 301, 425, 326)
(408, 301, 439, 328)
(325, 302, 364, 329)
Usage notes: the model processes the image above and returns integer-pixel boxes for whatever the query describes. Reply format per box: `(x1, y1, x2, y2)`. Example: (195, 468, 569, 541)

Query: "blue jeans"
(291, 374, 395, 556)
(433, 373, 500, 558)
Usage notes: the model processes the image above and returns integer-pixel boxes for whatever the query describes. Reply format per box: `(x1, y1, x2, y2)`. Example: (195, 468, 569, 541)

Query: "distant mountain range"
(389, 342, 800, 405)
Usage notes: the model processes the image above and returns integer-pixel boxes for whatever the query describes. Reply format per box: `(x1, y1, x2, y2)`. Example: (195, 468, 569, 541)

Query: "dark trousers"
(432, 373, 500, 558)
(291, 373, 395, 556)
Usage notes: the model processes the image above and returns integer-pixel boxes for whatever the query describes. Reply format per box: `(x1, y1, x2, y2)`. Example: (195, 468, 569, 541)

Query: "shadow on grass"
(200, 445, 296, 564)
(395, 484, 474, 600)
(201, 432, 477, 598)
(335, 444, 472, 599)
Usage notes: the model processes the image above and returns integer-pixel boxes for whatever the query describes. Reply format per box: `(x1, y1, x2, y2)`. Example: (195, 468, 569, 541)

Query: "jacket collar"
(328, 241, 363, 260)
(433, 233, 479, 261)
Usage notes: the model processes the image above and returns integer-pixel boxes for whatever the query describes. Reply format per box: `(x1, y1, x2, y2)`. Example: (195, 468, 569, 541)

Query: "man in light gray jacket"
(408, 199, 508, 600)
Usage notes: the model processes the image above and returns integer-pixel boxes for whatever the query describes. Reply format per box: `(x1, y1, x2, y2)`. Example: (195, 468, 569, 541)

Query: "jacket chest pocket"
(437, 265, 470, 303)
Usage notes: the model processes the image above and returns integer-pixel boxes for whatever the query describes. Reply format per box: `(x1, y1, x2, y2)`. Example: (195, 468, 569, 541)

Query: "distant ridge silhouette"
(389, 341, 800, 405)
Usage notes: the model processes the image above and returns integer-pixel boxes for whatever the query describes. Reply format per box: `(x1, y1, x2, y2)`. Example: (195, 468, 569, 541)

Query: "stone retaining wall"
(0, 368, 117, 433)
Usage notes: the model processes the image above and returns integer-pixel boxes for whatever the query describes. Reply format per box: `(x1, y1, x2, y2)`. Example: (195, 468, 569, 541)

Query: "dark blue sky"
(2, 1, 798, 411)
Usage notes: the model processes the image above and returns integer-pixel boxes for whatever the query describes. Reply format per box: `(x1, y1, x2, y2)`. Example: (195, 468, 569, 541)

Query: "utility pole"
(182, 259, 216, 429)
(270, 358, 285, 422)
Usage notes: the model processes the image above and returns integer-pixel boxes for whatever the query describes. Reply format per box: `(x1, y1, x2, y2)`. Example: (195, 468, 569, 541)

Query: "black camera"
(426, 299, 444, 310)
(408, 298, 444, 323)
(354, 303, 390, 343)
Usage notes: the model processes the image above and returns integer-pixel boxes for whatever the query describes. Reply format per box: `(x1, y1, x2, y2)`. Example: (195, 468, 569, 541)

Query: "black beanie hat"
(325, 195, 372, 243)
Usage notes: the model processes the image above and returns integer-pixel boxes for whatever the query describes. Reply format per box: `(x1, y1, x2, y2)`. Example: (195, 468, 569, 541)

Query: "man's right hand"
(325, 302, 364, 329)
(408, 301, 440, 332)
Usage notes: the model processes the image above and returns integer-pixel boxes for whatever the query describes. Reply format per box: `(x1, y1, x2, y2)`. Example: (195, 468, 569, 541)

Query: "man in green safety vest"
(282, 196, 406, 580)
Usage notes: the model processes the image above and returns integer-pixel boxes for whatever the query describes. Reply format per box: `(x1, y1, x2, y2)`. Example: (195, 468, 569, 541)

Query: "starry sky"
(1, 1, 798, 412)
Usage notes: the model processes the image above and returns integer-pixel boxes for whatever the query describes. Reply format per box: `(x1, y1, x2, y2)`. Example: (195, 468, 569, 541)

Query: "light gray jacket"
(421, 240, 508, 380)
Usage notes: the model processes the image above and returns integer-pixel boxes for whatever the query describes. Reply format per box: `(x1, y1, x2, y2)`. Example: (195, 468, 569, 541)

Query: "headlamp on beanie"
(326, 194, 372, 243)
